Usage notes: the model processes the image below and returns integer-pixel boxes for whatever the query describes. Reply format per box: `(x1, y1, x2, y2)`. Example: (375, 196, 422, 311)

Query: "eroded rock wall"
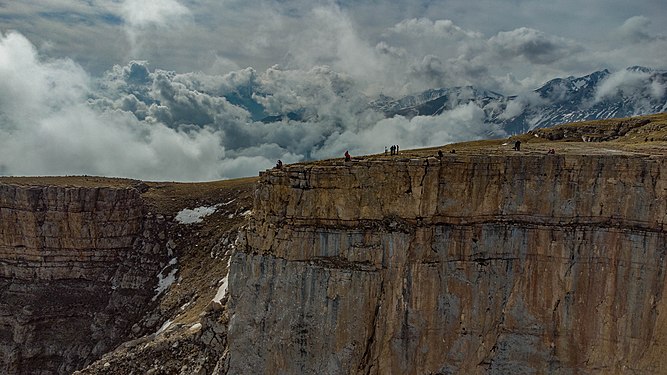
(227, 155, 667, 374)
(0, 184, 165, 374)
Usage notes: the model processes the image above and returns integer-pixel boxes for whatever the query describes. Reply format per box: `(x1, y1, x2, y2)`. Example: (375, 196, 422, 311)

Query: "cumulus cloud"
(0, 32, 227, 181)
(0, 30, 511, 181)
(1, 4, 665, 182)
(489, 27, 582, 65)
(595, 69, 667, 103)
(617, 16, 655, 43)
(496, 91, 546, 120)
(120, 0, 192, 56)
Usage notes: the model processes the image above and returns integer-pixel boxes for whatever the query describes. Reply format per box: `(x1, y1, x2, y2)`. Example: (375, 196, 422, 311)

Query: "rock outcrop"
(227, 154, 667, 374)
(0, 182, 167, 374)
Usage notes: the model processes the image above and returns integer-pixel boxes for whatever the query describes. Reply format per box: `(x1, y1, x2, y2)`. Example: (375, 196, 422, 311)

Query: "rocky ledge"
(227, 149, 667, 374)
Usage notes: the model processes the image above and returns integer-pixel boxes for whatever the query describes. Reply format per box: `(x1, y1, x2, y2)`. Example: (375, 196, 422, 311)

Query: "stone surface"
(0, 183, 166, 374)
(227, 154, 667, 374)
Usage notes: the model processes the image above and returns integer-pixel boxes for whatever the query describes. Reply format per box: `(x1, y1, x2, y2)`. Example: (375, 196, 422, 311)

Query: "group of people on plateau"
(385, 145, 400, 155)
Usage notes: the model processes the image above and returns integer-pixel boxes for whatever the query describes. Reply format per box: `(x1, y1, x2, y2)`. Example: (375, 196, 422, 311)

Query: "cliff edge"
(3, 113, 667, 374)
(227, 113, 667, 374)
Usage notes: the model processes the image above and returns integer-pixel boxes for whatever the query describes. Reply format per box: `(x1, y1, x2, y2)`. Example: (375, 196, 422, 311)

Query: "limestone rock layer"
(227, 155, 667, 374)
(0, 183, 165, 375)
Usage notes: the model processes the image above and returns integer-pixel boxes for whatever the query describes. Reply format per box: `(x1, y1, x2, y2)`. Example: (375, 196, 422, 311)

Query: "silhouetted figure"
(547, 149, 555, 155)
(450, 149, 456, 154)
(396, 145, 399, 153)
(276, 159, 283, 169)
(385, 146, 388, 156)
(438, 150, 443, 159)
(513, 140, 521, 151)
(390, 145, 395, 155)
(345, 150, 351, 161)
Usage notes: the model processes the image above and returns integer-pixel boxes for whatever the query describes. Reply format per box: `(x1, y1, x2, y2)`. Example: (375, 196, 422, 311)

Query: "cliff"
(3, 114, 667, 374)
(0, 177, 255, 374)
(0, 179, 166, 374)
(226, 114, 667, 374)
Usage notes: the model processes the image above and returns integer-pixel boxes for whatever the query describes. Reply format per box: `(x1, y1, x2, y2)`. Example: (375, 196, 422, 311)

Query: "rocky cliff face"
(0, 181, 167, 374)
(227, 153, 667, 374)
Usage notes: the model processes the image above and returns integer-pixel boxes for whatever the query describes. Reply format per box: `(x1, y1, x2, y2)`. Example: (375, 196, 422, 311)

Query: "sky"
(0, 0, 665, 180)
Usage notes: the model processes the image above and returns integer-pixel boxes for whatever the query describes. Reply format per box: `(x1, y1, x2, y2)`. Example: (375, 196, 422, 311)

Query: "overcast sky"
(0, 0, 665, 180)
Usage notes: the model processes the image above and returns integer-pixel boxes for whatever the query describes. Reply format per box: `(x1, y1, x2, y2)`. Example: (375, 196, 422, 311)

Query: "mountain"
(371, 86, 504, 118)
(374, 67, 667, 134)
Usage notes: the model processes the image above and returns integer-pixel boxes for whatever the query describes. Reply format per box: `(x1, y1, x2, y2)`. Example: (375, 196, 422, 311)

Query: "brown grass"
(0, 175, 140, 188)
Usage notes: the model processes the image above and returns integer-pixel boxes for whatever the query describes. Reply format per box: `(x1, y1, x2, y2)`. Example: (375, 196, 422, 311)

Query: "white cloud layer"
(0, 1, 665, 180)
(0, 32, 507, 180)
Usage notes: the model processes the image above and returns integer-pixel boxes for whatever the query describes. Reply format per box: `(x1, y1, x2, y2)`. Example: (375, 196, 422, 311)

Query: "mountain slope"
(374, 67, 667, 134)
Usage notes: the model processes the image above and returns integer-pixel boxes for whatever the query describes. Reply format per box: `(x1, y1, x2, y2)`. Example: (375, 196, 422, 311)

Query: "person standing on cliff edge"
(345, 150, 351, 161)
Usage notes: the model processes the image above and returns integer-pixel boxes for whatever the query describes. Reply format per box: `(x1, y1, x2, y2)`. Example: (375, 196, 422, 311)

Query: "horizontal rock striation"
(227, 155, 667, 374)
(0, 183, 166, 375)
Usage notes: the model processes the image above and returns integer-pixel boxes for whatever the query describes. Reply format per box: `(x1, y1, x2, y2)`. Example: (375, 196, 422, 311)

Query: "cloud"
(120, 0, 192, 57)
(0, 30, 512, 181)
(0, 31, 228, 181)
(594, 69, 667, 103)
(311, 102, 504, 159)
(1, 15, 665, 182)
(617, 16, 655, 43)
(120, 0, 190, 28)
(489, 27, 582, 65)
(389, 18, 483, 39)
(496, 91, 546, 120)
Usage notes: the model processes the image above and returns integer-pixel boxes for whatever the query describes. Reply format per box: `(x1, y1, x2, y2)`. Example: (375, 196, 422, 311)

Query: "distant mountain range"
(371, 66, 667, 134)
(244, 66, 667, 135)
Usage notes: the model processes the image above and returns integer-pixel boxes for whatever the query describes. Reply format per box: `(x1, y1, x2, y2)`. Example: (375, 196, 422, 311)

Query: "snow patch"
(156, 319, 172, 336)
(212, 276, 229, 304)
(175, 204, 220, 224)
(153, 258, 178, 301)
(222, 199, 236, 206)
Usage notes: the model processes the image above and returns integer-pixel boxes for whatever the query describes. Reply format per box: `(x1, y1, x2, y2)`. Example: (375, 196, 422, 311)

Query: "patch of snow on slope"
(156, 319, 173, 336)
(175, 204, 220, 224)
(212, 276, 229, 305)
(153, 258, 178, 300)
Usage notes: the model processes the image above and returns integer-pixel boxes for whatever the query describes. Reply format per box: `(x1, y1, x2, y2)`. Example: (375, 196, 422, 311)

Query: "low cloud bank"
(0, 32, 501, 181)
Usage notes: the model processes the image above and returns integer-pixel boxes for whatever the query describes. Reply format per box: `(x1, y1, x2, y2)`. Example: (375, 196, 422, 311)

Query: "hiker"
(513, 140, 521, 151)
(276, 159, 283, 169)
(438, 150, 443, 159)
(396, 145, 399, 153)
(385, 146, 388, 156)
(345, 150, 351, 161)
(390, 145, 395, 155)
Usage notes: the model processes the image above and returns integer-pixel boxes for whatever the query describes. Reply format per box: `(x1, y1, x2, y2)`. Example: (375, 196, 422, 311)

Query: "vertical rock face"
(0, 184, 165, 374)
(227, 155, 667, 374)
